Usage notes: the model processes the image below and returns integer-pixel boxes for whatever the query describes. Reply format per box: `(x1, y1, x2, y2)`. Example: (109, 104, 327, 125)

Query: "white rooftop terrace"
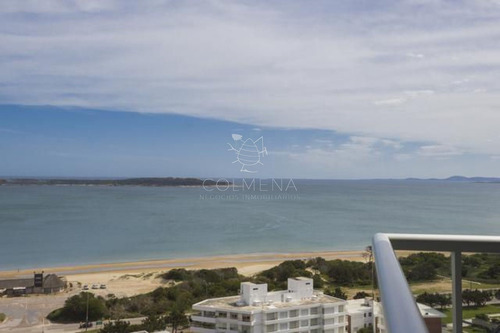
(194, 291, 345, 312)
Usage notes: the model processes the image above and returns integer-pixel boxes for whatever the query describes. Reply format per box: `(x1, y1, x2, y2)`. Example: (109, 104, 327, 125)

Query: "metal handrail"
(373, 233, 500, 333)
(373, 233, 428, 333)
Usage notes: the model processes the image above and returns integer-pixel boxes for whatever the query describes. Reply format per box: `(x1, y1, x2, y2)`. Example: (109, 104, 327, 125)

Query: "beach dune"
(0, 250, 367, 297)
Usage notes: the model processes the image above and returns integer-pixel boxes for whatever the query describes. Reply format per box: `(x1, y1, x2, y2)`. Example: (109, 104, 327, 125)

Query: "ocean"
(1, 180, 500, 270)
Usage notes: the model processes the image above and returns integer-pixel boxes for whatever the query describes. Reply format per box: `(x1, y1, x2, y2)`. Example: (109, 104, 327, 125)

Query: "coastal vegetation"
(416, 292, 451, 309)
(442, 304, 500, 324)
(0, 177, 228, 187)
(0, 313, 6, 323)
(47, 253, 500, 325)
(99, 312, 188, 333)
(47, 292, 108, 322)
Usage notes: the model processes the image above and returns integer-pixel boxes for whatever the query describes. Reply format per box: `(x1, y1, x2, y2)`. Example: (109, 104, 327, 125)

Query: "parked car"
(91, 284, 99, 289)
(79, 322, 93, 328)
(100, 284, 106, 289)
(82, 285, 89, 290)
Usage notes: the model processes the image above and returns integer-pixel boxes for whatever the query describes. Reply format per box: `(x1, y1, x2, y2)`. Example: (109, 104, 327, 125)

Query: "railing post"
(451, 251, 462, 333)
(372, 233, 429, 333)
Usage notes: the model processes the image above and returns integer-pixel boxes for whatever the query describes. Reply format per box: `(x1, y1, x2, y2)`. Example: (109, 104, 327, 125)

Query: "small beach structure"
(0, 271, 66, 296)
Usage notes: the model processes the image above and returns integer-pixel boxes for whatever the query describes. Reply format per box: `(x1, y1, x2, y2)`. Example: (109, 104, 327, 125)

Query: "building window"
(204, 311, 216, 318)
(279, 323, 288, 331)
(300, 320, 308, 327)
(324, 318, 334, 325)
(266, 312, 278, 321)
(266, 324, 277, 332)
(279, 311, 288, 319)
(301, 309, 309, 316)
(310, 307, 320, 315)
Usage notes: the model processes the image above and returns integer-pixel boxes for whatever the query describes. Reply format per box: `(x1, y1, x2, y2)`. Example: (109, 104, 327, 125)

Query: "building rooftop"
(194, 291, 344, 312)
(289, 277, 312, 281)
(0, 273, 65, 291)
(0, 278, 34, 290)
(348, 298, 445, 319)
(43, 274, 65, 289)
(345, 298, 373, 314)
(416, 302, 446, 318)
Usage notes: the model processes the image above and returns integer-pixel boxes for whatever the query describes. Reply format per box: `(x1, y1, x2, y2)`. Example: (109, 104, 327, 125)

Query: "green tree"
(312, 274, 324, 288)
(325, 287, 347, 300)
(167, 308, 189, 333)
(462, 289, 491, 307)
(100, 319, 130, 333)
(417, 292, 437, 307)
(48, 292, 107, 322)
(407, 262, 437, 281)
(437, 294, 451, 310)
(357, 324, 373, 333)
(141, 314, 168, 332)
(353, 291, 370, 299)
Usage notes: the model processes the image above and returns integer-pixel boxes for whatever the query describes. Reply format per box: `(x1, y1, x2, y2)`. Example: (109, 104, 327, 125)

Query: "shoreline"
(0, 250, 368, 279)
(0, 249, 417, 299)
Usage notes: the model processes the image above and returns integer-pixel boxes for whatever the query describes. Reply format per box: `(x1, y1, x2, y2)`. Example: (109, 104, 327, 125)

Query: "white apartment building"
(191, 277, 347, 333)
(344, 298, 373, 333)
(345, 299, 445, 333)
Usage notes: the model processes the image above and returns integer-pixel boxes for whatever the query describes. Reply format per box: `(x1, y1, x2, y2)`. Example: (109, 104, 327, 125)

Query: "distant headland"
(0, 177, 229, 187)
(405, 176, 500, 183)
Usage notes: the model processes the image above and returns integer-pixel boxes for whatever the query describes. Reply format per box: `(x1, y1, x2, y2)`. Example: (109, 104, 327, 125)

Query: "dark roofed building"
(42, 274, 65, 293)
(0, 278, 34, 290)
(0, 272, 66, 296)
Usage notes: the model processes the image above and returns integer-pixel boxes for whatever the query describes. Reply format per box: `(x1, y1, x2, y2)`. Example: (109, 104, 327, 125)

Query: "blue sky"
(1, 105, 498, 178)
(1, 1, 500, 178)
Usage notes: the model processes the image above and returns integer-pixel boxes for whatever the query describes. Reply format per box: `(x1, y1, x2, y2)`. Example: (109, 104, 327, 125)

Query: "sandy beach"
(0, 250, 369, 297)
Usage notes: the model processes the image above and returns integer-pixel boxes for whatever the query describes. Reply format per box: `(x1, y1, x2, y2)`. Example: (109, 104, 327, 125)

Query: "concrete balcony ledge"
(191, 327, 217, 333)
(191, 315, 217, 324)
(322, 311, 345, 317)
(323, 322, 345, 328)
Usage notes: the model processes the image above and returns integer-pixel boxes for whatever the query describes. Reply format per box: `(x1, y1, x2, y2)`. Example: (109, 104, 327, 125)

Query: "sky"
(1, 0, 500, 178)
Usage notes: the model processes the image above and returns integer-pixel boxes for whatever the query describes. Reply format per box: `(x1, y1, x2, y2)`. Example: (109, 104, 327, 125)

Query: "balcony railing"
(372, 233, 500, 333)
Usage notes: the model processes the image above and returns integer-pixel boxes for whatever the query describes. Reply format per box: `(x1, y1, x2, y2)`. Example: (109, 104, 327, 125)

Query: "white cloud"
(1, 0, 500, 157)
(394, 153, 413, 161)
(406, 52, 425, 59)
(381, 139, 403, 150)
(373, 98, 408, 106)
(418, 145, 464, 158)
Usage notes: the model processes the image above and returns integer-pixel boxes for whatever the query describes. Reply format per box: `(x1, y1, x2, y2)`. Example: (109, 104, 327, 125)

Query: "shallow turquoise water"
(1, 180, 500, 270)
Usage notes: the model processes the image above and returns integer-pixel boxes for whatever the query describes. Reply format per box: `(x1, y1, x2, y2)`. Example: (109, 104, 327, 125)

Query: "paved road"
(0, 316, 146, 333)
(0, 294, 69, 331)
(0, 292, 150, 333)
